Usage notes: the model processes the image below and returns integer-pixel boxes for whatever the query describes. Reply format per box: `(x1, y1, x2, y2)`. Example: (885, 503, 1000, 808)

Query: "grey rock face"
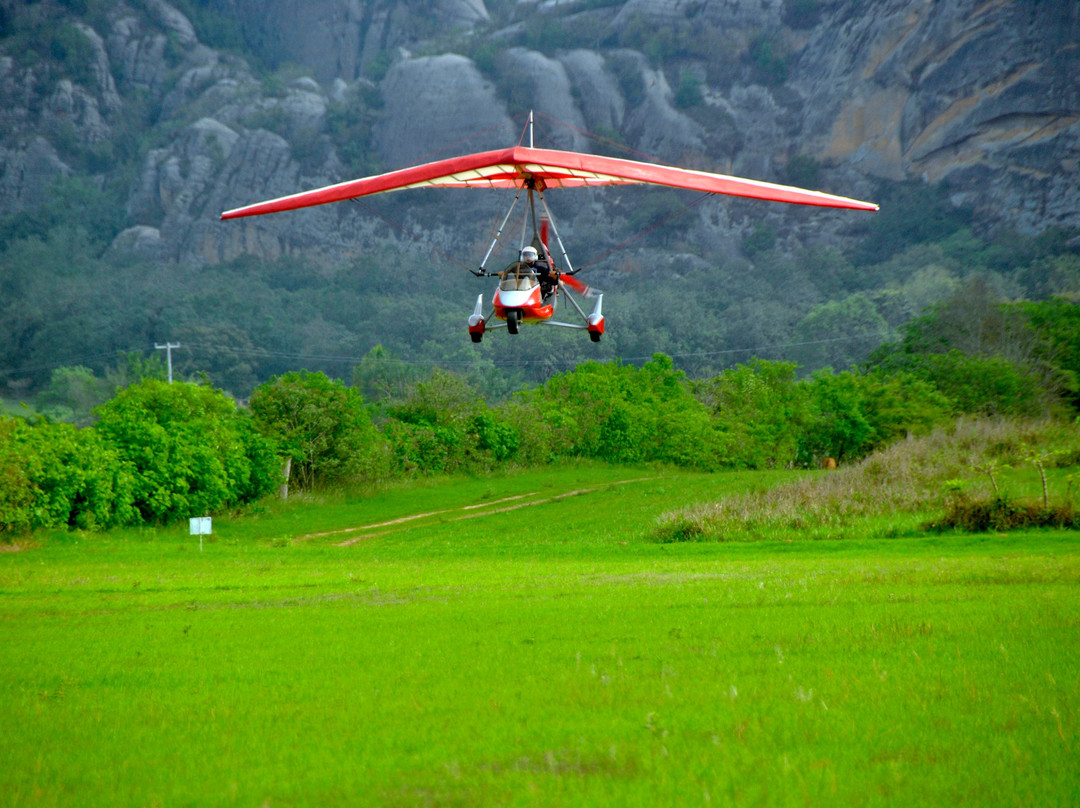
(159, 51, 256, 121)
(494, 48, 587, 151)
(374, 54, 513, 168)
(128, 117, 243, 257)
(558, 50, 625, 134)
(435, 0, 490, 25)
(611, 0, 782, 32)
(2, 0, 1075, 267)
(717, 85, 789, 179)
(73, 23, 123, 115)
(619, 56, 706, 161)
(0, 138, 71, 213)
(793, 0, 1080, 227)
(108, 15, 170, 93)
(205, 0, 490, 83)
(46, 80, 111, 145)
(109, 225, 167, 260)
(141, 0, 199, 47)
(218, 0, 366, 83)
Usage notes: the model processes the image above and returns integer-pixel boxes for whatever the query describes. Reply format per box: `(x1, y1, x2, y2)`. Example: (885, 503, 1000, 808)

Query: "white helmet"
(521, 246, 538, 262)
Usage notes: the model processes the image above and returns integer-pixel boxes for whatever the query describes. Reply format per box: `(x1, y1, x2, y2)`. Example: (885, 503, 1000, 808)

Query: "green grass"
(654, 418, 1080, 543)
(1, 463, 1078, 806)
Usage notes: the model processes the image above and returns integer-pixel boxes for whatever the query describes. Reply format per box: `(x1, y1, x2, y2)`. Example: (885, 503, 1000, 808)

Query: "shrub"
(798, 370, 876, 464)
(96, 380, 279, 522)
(530, 355, 720, 468)
(747, 33, 788, 85)
(251, 371, 384, 489)
(21, 420, 136, 530)
(695, 360, 810, 469)
(743, 223, 776, 256)
(785, 154, 821, 188)
(383, 370, 518, 474)
(926, 495, 1079, 532)
(917, 351, 1047, 416)
(674, 70, 702, 108)
(0, 419, 35, 536)
(0, 417, 137, 534)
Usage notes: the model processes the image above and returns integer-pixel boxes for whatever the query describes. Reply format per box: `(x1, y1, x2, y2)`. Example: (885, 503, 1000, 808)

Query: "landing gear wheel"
(589, 330, 602, 342)
(471, 332, 483, 343)
(507, 310, 520, 335)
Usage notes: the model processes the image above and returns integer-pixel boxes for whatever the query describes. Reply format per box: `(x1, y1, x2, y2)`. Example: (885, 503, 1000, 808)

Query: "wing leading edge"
(220, 146, 879, 220)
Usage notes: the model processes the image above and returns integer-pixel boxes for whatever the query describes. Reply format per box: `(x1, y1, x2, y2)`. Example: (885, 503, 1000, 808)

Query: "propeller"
(540, 214, 596, 296)
(559, 272, 595, 297)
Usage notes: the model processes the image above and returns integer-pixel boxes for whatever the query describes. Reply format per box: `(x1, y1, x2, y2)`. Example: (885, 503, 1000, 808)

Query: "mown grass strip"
(1, 466, 1077, 806)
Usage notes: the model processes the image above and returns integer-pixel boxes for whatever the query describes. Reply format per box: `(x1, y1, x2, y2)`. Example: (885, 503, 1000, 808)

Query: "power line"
(182, 330, 893, 368)
(0, 348, 145, 376)
(1, 329, 894, 381)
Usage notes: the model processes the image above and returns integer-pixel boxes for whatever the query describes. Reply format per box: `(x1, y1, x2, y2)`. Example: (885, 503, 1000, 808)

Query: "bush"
(695, 360, 810, 469)
(96, 380, 279, 522)
(653, 416, 1080, 542)
(251, 371, 384, 489)
(927, 495, 1079, 532)
(747, 33, 788, 85)
(530, 355, 720, 468)
(743, 223, 776, 256)
(21, 420, 136, 530)
(915, 351, 1047, 416)
(0, 419, 35, 536)
(383, 370, 518, 474)
(0, 417, 137, 534)
(673, 70, 702, 108)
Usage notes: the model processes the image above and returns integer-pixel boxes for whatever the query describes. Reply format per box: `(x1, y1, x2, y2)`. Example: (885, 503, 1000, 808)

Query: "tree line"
(2, 288, 1076, 537)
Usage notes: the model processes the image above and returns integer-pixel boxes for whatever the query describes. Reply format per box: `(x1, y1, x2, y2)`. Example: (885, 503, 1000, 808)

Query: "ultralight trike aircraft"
(221, 113, 878, 342)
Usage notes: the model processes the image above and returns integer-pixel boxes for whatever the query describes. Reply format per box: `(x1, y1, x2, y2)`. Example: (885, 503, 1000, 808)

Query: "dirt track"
(292, 477, 657, 546)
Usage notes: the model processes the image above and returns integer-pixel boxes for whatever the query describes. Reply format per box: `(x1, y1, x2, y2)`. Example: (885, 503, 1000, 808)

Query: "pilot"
(521, 245, 557, 299)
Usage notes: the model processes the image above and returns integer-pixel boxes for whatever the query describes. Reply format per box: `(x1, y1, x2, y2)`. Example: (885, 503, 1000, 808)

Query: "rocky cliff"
(1, 0, 1077, 265)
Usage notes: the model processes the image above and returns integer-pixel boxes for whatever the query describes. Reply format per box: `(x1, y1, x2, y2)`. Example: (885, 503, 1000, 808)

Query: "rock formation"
(0, 0, 1075, 265)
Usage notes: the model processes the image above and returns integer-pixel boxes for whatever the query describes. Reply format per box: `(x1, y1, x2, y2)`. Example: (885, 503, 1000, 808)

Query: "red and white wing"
(221, 146, 878, 220)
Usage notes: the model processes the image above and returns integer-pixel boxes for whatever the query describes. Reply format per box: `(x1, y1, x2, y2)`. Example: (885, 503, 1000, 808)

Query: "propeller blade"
(560, 273, 595, 297)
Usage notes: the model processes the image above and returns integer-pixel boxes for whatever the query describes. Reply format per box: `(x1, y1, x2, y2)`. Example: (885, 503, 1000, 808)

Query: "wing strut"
(477, 185, 525, 275)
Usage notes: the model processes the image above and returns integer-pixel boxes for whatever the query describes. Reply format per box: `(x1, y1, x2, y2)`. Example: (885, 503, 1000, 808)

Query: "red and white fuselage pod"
(492, 271, 553, 325)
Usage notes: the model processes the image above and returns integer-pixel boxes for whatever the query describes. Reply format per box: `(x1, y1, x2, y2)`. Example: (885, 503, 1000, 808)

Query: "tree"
(1012, 297, 1080, 411)
(0, 418, 35, 535)
(531, 355, 719, 468)
(792, 293, 891, 372)
(352, 344, 427, 405)
(695, 359, 811, 469)
(15, 419, 137, 530)
(383, 369, 519, 473)
(800, 370, 876, 464)
(674, 69, 702, 108)
(95, 380, 279, 521)
(250, 371, 384, 489)
(35, 366, 109, 426)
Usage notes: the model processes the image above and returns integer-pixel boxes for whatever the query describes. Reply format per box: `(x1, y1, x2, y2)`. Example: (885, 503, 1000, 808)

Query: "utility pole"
(154, 342, 180, 384)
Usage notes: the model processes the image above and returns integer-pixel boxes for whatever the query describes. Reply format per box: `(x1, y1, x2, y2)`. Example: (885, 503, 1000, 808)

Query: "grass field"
(1, 463, 1078, 806)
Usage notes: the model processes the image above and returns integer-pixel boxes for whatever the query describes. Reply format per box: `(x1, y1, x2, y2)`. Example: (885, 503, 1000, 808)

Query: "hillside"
(1, 0, 1078, 396)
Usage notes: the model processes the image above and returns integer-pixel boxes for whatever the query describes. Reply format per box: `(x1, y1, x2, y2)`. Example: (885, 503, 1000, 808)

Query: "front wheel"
(506, 310, 520, 334)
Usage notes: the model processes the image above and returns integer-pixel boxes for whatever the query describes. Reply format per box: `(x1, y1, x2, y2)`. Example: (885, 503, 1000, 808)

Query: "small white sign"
(189, 516, 212, 535)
